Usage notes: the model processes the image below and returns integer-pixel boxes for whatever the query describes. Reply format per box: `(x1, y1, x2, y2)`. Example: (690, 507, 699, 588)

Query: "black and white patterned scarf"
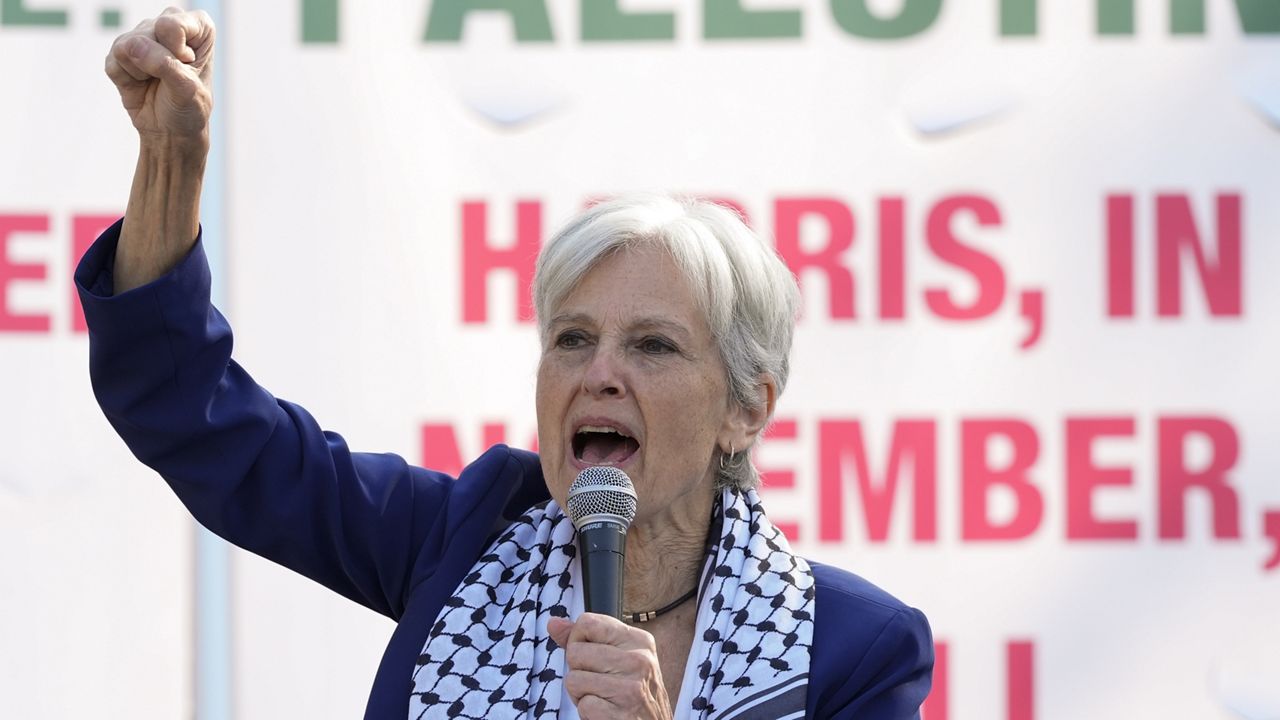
(409, 488, 814, 720)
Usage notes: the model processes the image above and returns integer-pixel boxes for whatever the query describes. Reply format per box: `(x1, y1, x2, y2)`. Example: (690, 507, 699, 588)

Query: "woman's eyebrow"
(548, 313, 691, 339)
(629, 317, 692, 340)
(547, 312, 593, 328)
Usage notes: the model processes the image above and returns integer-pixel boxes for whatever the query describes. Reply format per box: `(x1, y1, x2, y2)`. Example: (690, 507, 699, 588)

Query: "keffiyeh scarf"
(409, 488, 814, 719)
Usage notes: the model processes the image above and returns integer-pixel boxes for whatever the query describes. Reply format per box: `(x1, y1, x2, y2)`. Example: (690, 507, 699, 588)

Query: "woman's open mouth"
(572, 426, 640, 465)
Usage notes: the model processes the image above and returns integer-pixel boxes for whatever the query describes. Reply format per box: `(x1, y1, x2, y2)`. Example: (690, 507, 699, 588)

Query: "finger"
(565, 670, 629, 704)
(576, 691, 622, 719)
(575, 670, 648, 706)
(108, 37, 151, 83)
(569, 613, 654, 652)
(154, 13, 196, 63)
(156, 10, 215, 63)
(123, 35, 198, 93)
(105, 51, 136, 86)
(547, 617, 574, 649)
(565, 640, 649, 676)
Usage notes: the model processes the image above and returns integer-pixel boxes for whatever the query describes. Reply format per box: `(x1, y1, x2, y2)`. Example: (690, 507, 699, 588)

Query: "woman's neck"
(621, 486, 715, 613)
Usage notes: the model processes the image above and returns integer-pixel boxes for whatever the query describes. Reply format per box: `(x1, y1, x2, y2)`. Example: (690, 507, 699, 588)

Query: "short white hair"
(532, 193, 801, 490)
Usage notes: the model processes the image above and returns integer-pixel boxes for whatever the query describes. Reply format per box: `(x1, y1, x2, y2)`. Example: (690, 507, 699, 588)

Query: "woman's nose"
(581, 347, 626, 397)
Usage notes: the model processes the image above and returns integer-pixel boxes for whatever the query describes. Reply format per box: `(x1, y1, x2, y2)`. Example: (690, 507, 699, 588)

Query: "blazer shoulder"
(807, 560, 934, 719)
(810, 560, 918, 618)
(452, 444, 550, 535)
(465, 445, 545, 498)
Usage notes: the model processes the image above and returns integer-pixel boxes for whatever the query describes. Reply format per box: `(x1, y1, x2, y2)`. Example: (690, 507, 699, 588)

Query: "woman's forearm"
(114, 137, 208, 294)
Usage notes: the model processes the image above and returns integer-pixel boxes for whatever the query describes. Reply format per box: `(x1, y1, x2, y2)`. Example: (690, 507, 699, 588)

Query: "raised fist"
(105, 6, 215, 145)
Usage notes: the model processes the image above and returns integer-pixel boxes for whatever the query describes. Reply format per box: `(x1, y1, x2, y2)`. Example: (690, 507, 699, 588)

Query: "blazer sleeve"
(75, 220, 463, 620)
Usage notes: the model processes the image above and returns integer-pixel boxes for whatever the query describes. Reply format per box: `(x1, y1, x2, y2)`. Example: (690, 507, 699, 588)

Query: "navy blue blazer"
(75, 220, 933, 719)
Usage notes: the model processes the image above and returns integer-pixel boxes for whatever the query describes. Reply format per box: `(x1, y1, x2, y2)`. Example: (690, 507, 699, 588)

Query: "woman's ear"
(719, 374, 778, 453)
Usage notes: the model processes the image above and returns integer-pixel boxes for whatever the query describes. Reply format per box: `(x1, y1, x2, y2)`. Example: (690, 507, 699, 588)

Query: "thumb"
(126, 35, 199, 96)
(547, 617, 574, 649)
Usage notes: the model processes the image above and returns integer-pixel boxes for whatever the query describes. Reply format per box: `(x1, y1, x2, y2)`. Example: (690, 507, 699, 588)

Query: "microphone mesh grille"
(567, 466, 637, 527)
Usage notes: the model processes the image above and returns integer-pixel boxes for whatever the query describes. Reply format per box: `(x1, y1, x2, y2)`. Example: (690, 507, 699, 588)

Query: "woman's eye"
(555, 331, 586, 349)
(638, 336, 675, 355)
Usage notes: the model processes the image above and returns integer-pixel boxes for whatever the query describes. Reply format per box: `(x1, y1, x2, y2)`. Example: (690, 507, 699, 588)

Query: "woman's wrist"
(114, 140, 207, 293)
(137, 132, 209, 180)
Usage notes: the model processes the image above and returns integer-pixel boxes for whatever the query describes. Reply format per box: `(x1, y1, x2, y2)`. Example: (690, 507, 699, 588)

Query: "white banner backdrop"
(0, 2, 198, 718)
(3, 1, 1279, 719)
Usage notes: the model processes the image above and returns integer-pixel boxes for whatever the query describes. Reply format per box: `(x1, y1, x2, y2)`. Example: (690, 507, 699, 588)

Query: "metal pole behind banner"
(190, 0, 231, 718)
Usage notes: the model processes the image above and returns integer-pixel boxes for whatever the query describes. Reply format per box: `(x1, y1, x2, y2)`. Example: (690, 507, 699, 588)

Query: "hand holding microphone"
(547, 467, 673, 720)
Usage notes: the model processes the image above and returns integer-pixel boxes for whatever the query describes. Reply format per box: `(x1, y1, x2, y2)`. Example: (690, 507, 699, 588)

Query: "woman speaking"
(82, 8, 933, 719)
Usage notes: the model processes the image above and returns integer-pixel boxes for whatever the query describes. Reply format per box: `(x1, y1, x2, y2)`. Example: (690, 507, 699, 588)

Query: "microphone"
(566, 466, 637, 619)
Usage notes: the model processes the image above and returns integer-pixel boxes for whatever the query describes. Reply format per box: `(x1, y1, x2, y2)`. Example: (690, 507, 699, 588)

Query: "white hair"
(532, 194, 801, 490)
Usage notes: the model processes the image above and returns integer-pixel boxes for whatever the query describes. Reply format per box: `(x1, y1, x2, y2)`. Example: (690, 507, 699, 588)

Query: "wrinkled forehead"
(543, 244, 711, 337)
(538, 238, 721, 339)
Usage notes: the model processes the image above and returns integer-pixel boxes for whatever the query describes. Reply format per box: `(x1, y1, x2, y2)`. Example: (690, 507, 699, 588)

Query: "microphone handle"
(577, 519, 627, 619)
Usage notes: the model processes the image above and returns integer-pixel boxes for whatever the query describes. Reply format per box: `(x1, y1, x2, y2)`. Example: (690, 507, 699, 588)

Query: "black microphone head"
(567, 466, 638, 530)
